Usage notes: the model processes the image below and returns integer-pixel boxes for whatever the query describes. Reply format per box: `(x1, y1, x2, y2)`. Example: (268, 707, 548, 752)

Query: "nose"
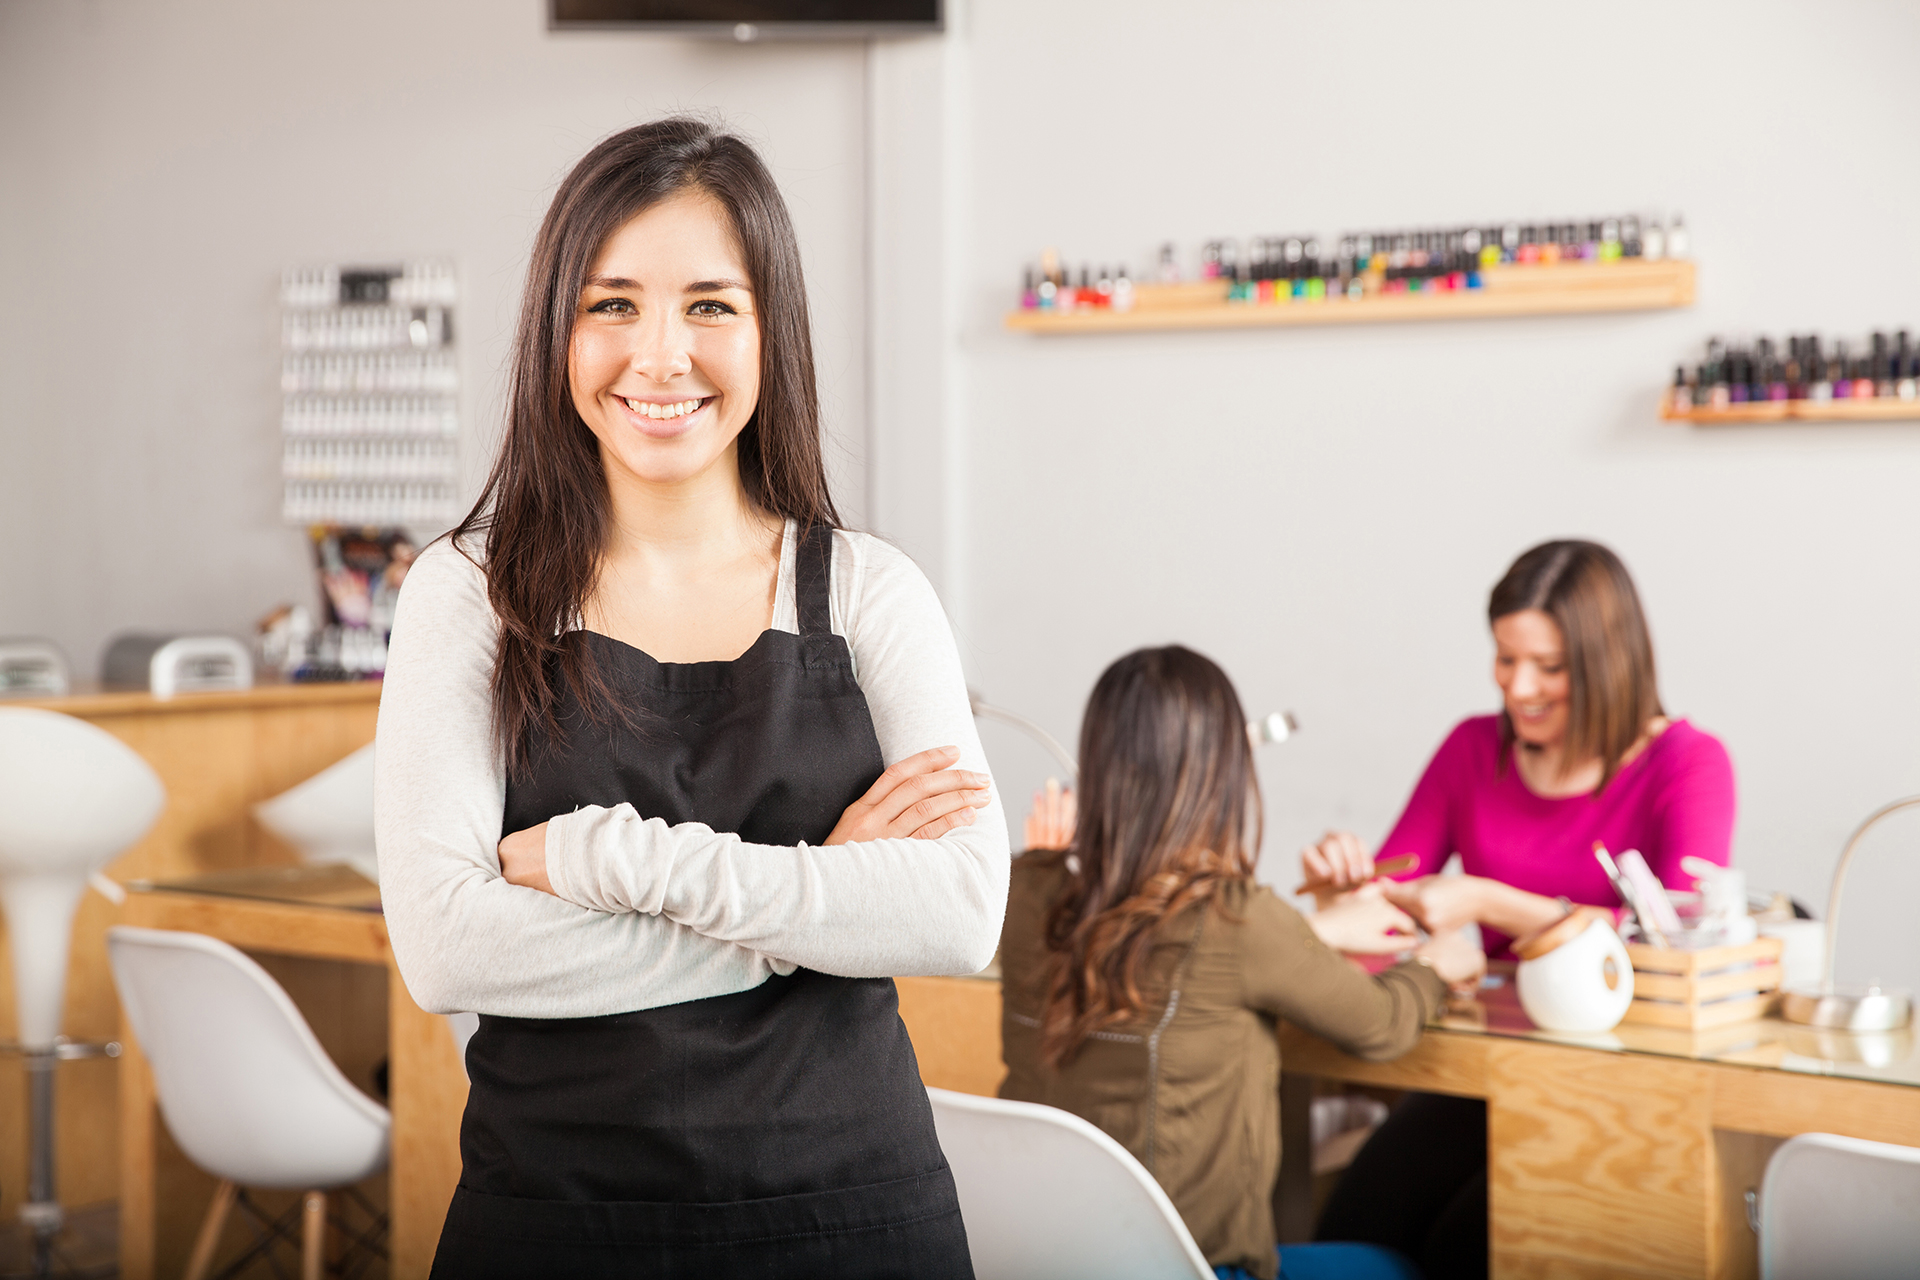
(627, 310, 692, 383)
(1509, 662, 1540, 700)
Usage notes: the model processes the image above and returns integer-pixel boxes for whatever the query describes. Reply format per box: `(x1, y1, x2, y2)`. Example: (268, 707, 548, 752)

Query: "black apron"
(432, 523, 973, 1279)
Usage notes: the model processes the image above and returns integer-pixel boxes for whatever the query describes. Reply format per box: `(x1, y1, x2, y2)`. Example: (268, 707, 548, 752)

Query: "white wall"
(916, 0, 1920, 987)
(0, 0, 870, 671)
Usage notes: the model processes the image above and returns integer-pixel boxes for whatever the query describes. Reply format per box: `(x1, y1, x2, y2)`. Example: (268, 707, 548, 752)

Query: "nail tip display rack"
(280, 263, 463, 528)
(1004, 259, 1697, 335)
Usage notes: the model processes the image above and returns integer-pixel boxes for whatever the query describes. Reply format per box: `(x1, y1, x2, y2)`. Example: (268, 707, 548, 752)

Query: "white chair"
(0, 706, 164, 1269)
(1758, 1132, 1920, 1279)
(108, 926, 391, 1280)
(926, 1086, 1213, 1280)
(253, 742, 378, 883)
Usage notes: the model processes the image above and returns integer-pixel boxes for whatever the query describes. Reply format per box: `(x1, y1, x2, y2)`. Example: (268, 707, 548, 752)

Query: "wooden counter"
(0, 683, 381, 1240)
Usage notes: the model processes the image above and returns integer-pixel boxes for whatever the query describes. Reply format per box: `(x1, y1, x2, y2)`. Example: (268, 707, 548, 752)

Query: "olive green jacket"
(997, 850, 1446, 1279)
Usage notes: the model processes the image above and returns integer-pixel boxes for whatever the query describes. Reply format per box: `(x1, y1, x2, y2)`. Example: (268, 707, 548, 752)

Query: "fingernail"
(968, 772, 990, 786)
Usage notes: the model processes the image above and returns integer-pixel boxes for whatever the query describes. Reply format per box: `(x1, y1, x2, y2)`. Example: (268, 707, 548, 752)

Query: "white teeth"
(622, 396, 703, 419)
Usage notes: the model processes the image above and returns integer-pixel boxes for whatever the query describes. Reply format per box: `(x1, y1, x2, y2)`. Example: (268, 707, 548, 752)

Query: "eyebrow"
(585, 274, 751, 293)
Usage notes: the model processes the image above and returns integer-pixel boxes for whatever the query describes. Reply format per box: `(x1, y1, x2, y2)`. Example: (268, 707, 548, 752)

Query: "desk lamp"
(1780, 794, 1918, 1032)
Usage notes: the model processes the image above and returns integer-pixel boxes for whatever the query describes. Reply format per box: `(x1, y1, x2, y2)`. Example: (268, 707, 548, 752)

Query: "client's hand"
(1306, 882, 1418, 954)
(1379, 874, 1488, 936)
(499, 822, 553, 895)
(1300, 830, 1375, 906)
(1413, 928, 1487, 996)
(825, 746, 992, 845)
(1022, 778, 1076, 851)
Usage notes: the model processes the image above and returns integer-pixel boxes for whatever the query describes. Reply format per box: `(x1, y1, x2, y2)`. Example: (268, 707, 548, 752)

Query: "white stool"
(108, 926, 391, 1280)
(0, 707, 163, 1274)
(926, 1086, 1214, 1280)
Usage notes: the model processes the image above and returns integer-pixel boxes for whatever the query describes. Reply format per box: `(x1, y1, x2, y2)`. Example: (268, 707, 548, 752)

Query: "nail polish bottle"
(1200, 240, 1223, 281)
(1872, 331, 1893, 397)
(1830, 342, 1852, 399)
(1113, 264, 1134, 314)
(1021, 267, 1039, 311)
(1304, 238, 1327, 299)
(1642, 218, 1666, 262)
(1728, 347, 1750, 404)
(1765, 340, 1790, 402)
(1900, 353, 1918, 401)
(1156, 242, 1181, 285)
(1709, 357, 1731, 410)
(1666, 215, 1690, 259)
(1095, 266, 1114, 309)
(1600, 218, 1622, 261)
(1809, 338, 1833, 402)
(1621, 215, 1643, 258)
(1852, 350, 1876, 399)
(1580, 221, 1601, 261)
(1502, 223, 1522, 264)
(1666, 366, 1691, 416)
(1538, 225, 1562, 266)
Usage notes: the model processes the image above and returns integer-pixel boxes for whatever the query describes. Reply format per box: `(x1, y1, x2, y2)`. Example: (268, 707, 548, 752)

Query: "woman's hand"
(1413, 928, 1487, 996)
(1022, 778, 1076, 851)
(825, 745, 992, 845)
(499, 821, 553, 894)
(1378, 874, 1490, 936)
(1300, 830, 1375, 905)
(1307, 881, 1418, 954)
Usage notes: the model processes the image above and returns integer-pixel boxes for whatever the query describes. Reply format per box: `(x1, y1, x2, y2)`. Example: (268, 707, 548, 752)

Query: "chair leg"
(302, 1190, 327, 1280)
(184, 1180, 238, 1280)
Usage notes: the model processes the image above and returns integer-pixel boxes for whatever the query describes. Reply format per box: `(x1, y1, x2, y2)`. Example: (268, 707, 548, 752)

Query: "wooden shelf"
(1662, 397, 1920, 425)
(1004, 259, 1695, 335)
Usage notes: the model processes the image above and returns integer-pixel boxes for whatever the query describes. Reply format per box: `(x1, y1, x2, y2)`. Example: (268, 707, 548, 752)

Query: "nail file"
(1593, 842, 1664, 948)
(1617, 848, 1685, 940)
(1293, 852, 1418, 896)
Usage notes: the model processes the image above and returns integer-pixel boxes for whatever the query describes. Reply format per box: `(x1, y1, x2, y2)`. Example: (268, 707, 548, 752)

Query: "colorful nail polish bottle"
(1600, 218, 1623, 262)
(1809, 337, 1833, 402)
(1831, 342, 1853, 399)
(1021, 267, 1039, 310)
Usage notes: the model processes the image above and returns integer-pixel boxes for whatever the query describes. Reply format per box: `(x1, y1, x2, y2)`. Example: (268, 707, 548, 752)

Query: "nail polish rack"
(280, 262, 463, 525)
(1007, 216, 1694, 335)
(1660, 330, 1920, 424)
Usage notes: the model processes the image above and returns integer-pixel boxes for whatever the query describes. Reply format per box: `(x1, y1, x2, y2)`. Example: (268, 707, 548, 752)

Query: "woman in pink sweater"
(1307, 539, 1735, 1279)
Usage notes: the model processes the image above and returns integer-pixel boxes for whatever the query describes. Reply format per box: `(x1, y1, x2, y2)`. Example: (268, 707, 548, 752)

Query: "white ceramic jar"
(1515, 913, 1635, 1033)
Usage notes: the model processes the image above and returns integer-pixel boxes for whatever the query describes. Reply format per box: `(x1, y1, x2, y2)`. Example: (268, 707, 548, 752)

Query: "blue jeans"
(1215, 1241, 1424, 1280)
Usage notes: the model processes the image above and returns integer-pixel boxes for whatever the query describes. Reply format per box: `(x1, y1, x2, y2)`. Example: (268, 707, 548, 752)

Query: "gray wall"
(931, 0, 1920, 988)
(0, 0, 870, 671)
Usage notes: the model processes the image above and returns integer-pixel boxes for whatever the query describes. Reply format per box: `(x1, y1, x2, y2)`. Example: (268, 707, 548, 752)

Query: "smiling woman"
(372, 119, 1005, 1278)
(1302, 539, 1736, 1279)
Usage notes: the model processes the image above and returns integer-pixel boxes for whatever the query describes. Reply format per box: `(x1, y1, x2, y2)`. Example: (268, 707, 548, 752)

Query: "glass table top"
(129, 863, 382, 912)
(1435, 963, 1920, 1090)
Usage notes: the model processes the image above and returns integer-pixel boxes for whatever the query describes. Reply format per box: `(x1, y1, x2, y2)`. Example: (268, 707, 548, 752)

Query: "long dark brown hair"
(1039, 646, 1262, 1067)
(1489, 540, 1663, 792)
(452, 118, 840, 775)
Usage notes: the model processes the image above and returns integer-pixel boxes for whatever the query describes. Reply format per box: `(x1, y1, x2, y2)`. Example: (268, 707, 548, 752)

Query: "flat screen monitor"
(550, 0, 942, 37)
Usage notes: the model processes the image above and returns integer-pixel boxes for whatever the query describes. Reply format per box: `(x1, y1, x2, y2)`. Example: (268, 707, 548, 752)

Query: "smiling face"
(1492, 609, 1571, 749)
(568, 189, 761, 493)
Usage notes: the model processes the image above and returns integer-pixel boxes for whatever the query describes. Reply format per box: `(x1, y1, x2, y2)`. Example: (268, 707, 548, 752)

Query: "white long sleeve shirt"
(373, 524, 1010, 1018)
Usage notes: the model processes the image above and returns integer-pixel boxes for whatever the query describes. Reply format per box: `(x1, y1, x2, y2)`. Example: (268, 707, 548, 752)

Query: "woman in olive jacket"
(998, 646, 1483, 1280)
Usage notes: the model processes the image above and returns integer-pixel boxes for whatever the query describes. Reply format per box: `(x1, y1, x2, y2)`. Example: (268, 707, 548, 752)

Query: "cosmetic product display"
(1662, 329, 1920, 423)
(1010, 214, 1692, 334)
(280, 262, 462, 525)
(256, 527, 420, 681)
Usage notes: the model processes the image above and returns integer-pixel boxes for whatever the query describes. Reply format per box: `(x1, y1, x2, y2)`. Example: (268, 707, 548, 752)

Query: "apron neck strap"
(795, 521, 834, 637)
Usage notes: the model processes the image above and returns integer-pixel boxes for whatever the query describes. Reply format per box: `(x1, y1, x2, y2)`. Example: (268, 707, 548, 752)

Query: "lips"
(616, 394, 711, 437)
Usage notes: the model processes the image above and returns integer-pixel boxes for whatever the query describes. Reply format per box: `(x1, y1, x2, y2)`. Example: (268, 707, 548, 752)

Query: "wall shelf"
(1661, 398, 1920, 425)
(1004, 259, 1695, 335)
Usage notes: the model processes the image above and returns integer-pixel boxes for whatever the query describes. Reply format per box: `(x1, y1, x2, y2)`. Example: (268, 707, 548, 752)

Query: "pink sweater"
(1378, 715, 1736, 955)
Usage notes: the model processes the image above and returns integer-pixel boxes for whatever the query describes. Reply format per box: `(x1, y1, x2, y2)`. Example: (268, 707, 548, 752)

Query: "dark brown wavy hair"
(452, 117, 840, 775)
(1039, 646, 1262, 1067)
(1489, 540, 1663, 792)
